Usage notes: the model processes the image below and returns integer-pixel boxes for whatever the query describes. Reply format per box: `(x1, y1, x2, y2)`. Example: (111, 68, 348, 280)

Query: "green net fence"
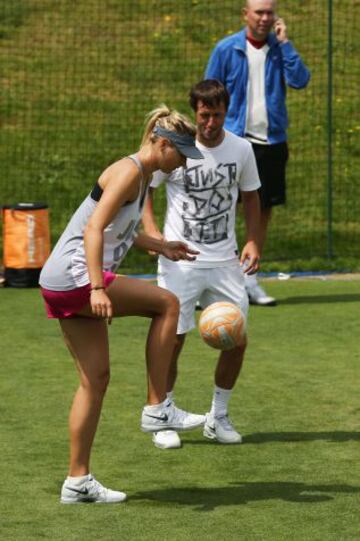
(1, 0, 359, 274)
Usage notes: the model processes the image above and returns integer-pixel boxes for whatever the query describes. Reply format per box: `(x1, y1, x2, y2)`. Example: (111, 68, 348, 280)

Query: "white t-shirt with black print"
(151, 130, 261, 268)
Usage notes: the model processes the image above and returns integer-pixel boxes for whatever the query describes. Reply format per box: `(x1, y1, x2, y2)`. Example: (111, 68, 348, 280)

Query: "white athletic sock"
(244, 271, 258, 287)
(67, 474, 91, 484)
(144, 399, 167, 414)
(210, 385, 232, 418)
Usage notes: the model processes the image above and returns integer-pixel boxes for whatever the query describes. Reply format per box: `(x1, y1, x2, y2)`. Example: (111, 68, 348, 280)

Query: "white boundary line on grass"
(126, 272, 360, 282)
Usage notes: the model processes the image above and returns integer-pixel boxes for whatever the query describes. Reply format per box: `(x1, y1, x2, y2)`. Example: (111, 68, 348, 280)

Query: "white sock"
(210, 385, 232, 418)
(144, 399, 167, 414)
(244, 271, 258, 287)
(166, 391, 174, 404)
(67, 474, 90, 484)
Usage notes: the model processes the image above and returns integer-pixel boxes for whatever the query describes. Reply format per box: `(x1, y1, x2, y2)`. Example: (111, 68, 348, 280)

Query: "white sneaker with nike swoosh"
(60, 474, 127, 504)
(152, 430, 182, 449)
(203, 413, 242, 444)
(141, 401, 205, 433)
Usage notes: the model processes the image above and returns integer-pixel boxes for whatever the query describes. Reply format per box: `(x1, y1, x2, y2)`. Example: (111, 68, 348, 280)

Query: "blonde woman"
(39, 106, 204, 504)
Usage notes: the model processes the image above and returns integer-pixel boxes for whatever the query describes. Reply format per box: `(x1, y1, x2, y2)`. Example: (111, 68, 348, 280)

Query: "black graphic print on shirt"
(182, 162, 237, 244)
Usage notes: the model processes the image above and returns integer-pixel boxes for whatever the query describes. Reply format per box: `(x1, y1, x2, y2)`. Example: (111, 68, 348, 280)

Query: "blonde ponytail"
(141, 104, 196, 147)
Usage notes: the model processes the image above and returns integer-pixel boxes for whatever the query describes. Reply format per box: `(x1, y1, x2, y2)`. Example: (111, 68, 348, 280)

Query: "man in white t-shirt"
(142, 80, 261, 449)
(206, 0, 310, 306)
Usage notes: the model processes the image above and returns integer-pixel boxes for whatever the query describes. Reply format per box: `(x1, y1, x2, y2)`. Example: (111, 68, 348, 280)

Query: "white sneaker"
(203, 413, 242, 444)
(152, 430, 182, 449)
(141, 402, 205, 433)
(60, 474, 127, 504)
(246, 284, 276, 306)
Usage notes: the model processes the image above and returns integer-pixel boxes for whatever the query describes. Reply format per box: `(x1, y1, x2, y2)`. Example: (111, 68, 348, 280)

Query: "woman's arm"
(134, 233, 198, 262)
(84, 159, 141, 320)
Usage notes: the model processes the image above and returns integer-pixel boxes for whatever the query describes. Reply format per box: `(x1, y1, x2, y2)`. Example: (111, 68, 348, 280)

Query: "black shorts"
(251, 142, 288, 209)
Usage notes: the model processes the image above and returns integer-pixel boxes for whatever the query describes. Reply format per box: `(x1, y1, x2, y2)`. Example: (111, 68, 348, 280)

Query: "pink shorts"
(40, 271, 117, 319)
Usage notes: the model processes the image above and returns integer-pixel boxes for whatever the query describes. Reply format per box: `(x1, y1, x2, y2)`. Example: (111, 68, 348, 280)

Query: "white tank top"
(39, 154, 147, 291)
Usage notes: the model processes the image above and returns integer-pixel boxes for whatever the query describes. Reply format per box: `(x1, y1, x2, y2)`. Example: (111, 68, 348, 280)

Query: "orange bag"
(2, 202, 51, 287)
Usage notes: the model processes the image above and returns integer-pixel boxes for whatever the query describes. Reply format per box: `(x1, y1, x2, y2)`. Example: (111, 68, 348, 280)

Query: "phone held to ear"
(273, 16, 283, 38)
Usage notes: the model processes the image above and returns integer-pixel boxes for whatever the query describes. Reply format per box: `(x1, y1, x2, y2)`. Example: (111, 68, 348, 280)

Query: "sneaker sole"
(61, 497, 127, 504)
(60, 497, 95, 504)
(249, 299, 277, 306)
(203, 427, 242, 444)
(142, 420, 204, 433)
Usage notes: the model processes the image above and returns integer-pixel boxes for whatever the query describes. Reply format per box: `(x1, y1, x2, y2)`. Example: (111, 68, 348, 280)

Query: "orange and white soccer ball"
(198, 301, 246, 351)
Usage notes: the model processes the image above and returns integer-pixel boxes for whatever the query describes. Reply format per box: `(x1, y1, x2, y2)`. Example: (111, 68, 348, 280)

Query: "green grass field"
(1, 277, 359, 540)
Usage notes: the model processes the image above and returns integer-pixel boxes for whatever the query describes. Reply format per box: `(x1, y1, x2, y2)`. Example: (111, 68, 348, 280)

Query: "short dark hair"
(189, 79, 230, 112)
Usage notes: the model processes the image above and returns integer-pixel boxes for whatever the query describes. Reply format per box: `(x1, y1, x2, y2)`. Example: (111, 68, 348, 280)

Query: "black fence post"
(327, 0, 333, 259)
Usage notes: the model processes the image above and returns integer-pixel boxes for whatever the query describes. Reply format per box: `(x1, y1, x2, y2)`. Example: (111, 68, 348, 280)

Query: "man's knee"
(220, 340, 247, 364)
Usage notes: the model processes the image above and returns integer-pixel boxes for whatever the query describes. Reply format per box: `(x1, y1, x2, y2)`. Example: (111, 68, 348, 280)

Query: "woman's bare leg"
(60, 318, 109, 477)
(106, 276, 180, 405)
(77, 276, 180, 405)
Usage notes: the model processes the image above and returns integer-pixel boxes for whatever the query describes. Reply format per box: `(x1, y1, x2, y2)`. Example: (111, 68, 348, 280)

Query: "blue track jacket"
(205, 28, 311, 144)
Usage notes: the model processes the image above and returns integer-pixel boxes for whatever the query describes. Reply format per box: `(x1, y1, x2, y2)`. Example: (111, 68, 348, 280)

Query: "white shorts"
(158, 261, 248, 334)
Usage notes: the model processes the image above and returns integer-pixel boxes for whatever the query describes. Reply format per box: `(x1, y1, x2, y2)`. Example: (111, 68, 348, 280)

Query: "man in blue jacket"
(206, 0, 310, 306)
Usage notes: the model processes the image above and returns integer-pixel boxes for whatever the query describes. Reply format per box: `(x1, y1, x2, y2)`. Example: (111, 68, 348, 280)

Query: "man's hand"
(274, 17, 288, 43)
(161, 241, 199, 262)
(239, 241, 260, 275)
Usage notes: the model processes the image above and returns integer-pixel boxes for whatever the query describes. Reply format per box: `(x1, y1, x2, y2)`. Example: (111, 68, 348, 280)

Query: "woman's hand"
(90, 289, 113, 324)
(161, 241, 199, 262)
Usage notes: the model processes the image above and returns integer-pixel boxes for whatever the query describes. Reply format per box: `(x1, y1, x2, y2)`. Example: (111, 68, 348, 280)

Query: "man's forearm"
(241, 190, 261, 244)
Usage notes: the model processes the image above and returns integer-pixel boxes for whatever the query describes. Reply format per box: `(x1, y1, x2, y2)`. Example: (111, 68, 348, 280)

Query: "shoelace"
(87, 476, 107, 497)
(216, 414, 235, 431)
(168, 404, 189, 423)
